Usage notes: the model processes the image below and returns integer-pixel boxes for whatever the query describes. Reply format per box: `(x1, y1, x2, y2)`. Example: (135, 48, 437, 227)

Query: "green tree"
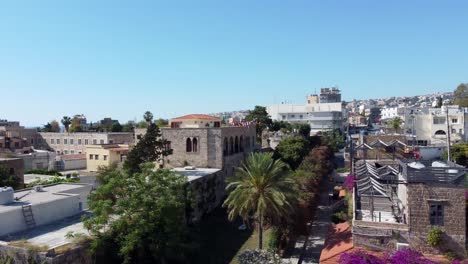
(453, 83, 468, 107)
(143, 111, 154, 124)
(442, 143, 468, 166)
(69, 117, 83, 132)
(387, 117, 403, 134)
(61, 116, 72, 132)
(274, 136, 310, 170)
(0, 166, 22, 189)
(83, 164, 190, 264)
(122, 122, 135, 132)
(223, 153, 297, 250)
(111, 121, 123, 132)
(50, 120, 60, 132)
(321, 130, 344, 152)
(136, 120, 148, 128)
(124, 123, 173, 174)
(155, 118, 169, 127)
(292, 123, 311, 137)
(436, 96, 443, 108)
(245, 106, 272, 141)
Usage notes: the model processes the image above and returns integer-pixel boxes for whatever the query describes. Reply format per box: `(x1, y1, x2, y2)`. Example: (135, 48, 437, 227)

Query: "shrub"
(444, 250, 458, 261)
(267, 228, 280, 252)
(336, 167, 349, 173)
(344, 174, 355, 192)
(238, 249, 283, 264)
(390, 248, 438, 264)
(339, 250, 384, 264)
(427, 227, 443, 247)
(331, 212, 347, 224)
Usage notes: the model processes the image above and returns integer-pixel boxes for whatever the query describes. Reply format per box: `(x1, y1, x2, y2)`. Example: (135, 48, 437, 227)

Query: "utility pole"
(445, 106, 451, 162)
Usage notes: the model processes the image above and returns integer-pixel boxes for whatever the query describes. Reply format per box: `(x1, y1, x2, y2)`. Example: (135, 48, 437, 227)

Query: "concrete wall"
(19, 151, 56, 171)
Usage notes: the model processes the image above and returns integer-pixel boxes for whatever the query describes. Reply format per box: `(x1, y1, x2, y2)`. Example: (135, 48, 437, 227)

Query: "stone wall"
(189, 170, 226, 222)
(0, 243, 91, 264)
(0, 158, 24, 186)
(407, 182, 466, 255)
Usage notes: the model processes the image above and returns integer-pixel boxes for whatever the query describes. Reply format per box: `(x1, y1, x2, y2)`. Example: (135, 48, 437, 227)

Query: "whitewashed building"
(267, 102, 345, 135)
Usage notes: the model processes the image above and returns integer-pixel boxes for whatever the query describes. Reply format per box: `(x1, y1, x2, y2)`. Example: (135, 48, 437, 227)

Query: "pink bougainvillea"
(344, 174, 355, 192)
(339, 248, 439, 264)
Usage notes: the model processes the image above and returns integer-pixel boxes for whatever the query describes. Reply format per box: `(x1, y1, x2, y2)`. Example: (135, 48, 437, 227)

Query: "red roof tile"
(171, 114, 221, 121)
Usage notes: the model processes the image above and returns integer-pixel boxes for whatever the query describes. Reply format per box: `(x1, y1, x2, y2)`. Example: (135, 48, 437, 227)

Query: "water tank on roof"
(0, 187, 14, 205)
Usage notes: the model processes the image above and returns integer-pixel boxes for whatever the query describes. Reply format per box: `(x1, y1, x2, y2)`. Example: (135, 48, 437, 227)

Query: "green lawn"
(229, 228, 273, 264)
(188, 208, 272, 264)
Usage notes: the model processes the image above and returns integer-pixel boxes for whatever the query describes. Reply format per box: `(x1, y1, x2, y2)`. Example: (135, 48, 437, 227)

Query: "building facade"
(267, 101, 345, 135)
(86, 144, 129, 172)
(38, 132, 133, 155)
(0, 158, 24, 186)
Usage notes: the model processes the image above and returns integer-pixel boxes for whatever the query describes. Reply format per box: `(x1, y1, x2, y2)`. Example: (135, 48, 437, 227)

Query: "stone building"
(0, 120, 41, 154)
(352, 159, 466, 255)
(37, 132, 133, 155)
(135, 114, 257, 221)
(0, 158, 25, 186)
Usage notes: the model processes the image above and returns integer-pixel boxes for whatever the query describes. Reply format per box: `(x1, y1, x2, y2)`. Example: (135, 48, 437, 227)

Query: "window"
(299, 115, 303, 119)
(223, 138, 228, 156)
(109, 140, 114, 144)
(89, 154, 93, 160)
(429, 203, 444, 226)
(235, 136, 239, 153)
(452, 129, 456, 134)
(70, 139, 74, 145)
(192, 138, 198, 152)
(64, 139, 68, 145)
(460, 129, 463, 134)
(78, 139, 82, 145)
(85, 139, 89, 145)
(291, 115, 295, 118)
(452, 118, 458, 124)
(103, 155, 108, 161)
(94, 155, 99, 160)
(433, 117, 446, 124)
(282, 115, 286, 120)
(31, 139, 34, 144)
(51, 139, 55, 144)
(93, 139, 97, 144)
(71, 150, 75, 154)
(57, 139, 60, 144)
(100, 139, 104, 144)
(64, 150, 68, 154)
(186, 138, 192, 152)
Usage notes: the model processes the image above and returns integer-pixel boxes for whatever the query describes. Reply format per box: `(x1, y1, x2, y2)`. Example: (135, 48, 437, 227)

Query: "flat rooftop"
(0, 184, 91, 214)
(24, 174, 57, 184)
(0, 213, 89, 249)
(172, 167, 221, 182)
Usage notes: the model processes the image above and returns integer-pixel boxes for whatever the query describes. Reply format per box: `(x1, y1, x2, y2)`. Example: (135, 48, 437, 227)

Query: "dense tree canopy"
(245, 106, 272, 140)
(387, 117, 403, 133)
(83, 164, 190, 264)
(454, 83, 468, 107)
(0, 166, 22, 189)
(320, 130, 344, 152)
(42, 120, 60, 132)
(442, 143, 468, 166)
(124, 113, 173, 174)
(69, 117, 83, 132)
(274, 136, 310, 170)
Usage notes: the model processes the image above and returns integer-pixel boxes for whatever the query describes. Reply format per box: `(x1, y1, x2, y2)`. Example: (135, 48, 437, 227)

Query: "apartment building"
(409, 105, 468, 146)
(0, 120, 41, 153)
(38, 132, 133, 155)
(267, 101, 345, 135)
(86, 144, 129, 172)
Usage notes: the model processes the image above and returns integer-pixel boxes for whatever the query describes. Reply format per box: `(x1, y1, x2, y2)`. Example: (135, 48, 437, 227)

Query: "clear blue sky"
(1, 1, 467, 126)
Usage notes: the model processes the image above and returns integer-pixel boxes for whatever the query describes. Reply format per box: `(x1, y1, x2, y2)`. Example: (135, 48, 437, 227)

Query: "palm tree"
(223, 152, 297, 249)
(388, 117, 403, 134)
(61, 116, 72, 132)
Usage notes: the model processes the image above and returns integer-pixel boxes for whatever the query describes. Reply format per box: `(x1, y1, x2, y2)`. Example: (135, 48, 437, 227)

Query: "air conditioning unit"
(396, 242, 409, 250)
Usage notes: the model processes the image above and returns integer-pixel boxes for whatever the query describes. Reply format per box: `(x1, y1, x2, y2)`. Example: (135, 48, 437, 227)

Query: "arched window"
(435, 130, 446, 135)
(193, 138, 198, 152)
(240, 136, 244, 152)
(186, 138, 192, 152)
(246, 136, 250, 150)
(224, 138, 228, 156)
(230, 137, 234, 155)
(235, 136, 239, 153)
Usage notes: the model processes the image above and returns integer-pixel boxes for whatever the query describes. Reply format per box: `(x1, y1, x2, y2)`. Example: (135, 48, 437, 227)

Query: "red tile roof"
(171, 114, 221, 121)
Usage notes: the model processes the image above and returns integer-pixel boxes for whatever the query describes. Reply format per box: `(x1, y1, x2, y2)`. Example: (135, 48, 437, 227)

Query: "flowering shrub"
(339, 248, 438, 264)
(452, 260, 468, 264)
(238, 249, 283, 264)
(390, 249, 438, 264)
(344, 174, 355, 192)
(339, 250, 385, 264)
(427, 227, 443, 247)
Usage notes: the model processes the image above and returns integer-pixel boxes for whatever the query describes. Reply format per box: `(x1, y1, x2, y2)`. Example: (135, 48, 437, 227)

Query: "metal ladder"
(21, 205, 36, 228)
